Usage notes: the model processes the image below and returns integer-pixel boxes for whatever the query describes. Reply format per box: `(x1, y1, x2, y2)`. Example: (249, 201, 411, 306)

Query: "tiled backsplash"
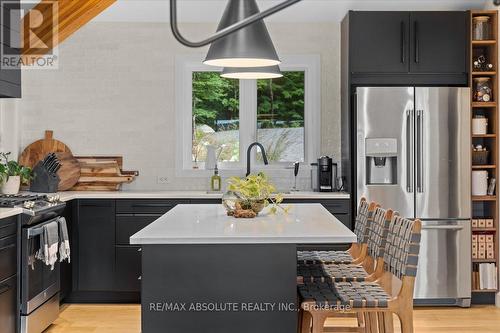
(13, 22, 341, 191)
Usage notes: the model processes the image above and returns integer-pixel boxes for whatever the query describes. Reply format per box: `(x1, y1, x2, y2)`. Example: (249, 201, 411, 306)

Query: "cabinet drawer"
(116, 200, 189, 214)
(0, 216, 17, 239)
(115, 246, 141, 292)
(0, 275, 17, 333)
(116, 215, 159, 245)
(0, 235, 16, 282)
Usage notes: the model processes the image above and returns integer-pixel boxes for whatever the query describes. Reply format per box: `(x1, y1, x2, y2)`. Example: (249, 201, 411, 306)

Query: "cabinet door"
(349, 11, 409, 74)
(0, 275, 17, 333)
(77, 200, 115, 291)
(115, 246, 142, 292)
(410, 12, 467, 74)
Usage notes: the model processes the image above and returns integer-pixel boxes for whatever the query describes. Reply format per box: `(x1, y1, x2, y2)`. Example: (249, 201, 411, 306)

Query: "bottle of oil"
(211, 164, 221, 192)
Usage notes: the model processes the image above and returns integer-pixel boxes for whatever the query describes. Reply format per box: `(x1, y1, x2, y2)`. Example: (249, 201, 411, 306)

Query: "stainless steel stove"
(0, 194, 65, 218)
(1, 194, 67, 333)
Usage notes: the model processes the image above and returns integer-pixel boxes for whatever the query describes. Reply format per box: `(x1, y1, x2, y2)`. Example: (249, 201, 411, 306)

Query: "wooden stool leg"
(310, 313, 327, 333)
(397, 310, 414, 333)
(368, 312, 378, 333)
(363, 313, 372, 333)
(383, 313, 394, 333)
(301, 310, 313, 333)
(357, 312, 365, 328)
(377, 313, 386, 333)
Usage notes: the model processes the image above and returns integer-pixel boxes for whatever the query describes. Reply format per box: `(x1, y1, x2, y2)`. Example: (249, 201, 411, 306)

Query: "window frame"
(175, 54, 320, 177)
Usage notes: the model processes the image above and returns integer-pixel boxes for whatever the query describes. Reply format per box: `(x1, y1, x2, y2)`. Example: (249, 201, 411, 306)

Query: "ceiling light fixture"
(170, 0, 302, 67)
(221, 66, 283, 79)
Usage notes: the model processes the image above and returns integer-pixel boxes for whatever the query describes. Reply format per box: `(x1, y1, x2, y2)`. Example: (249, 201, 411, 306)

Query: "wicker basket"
(472, 150, 490, 165)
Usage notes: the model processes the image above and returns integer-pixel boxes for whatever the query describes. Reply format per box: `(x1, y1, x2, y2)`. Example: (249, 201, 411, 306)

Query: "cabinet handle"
(401, 21, 406, 63)
(414, 21, 419, 63)
(138, 276, 142, 281)
(137, 248, 142, 252)
(132, 203, 173, 208)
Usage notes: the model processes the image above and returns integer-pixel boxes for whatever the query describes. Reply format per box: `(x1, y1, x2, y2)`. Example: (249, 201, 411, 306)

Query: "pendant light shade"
(221, 66, 283, 79)
(204, 0, 281, 68)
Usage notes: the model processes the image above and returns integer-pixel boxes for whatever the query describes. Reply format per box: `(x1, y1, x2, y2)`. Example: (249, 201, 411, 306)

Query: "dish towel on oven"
(35, 221, 59, 270)
(58, 217, 70, 263)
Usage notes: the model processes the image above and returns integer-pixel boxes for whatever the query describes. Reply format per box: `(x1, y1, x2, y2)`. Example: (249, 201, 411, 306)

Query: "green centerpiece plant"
(224, 172, 290, 218)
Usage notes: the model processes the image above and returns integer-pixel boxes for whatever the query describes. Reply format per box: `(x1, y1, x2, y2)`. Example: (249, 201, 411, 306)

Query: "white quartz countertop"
(130, 203, 356, 245)
(0, 207, 23, 219)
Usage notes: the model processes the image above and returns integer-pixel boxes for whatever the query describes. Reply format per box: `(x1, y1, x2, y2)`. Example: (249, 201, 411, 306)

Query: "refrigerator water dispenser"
(365, 138, 398, 185)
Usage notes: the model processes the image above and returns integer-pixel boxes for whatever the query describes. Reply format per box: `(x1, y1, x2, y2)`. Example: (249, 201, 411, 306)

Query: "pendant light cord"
(170, 0, 302, 48)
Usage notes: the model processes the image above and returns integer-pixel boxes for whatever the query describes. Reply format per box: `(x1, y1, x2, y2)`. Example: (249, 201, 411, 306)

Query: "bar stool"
(297, 207, 395, 284)
(297, 198, 377, 266)
(299, 215, 422, 333)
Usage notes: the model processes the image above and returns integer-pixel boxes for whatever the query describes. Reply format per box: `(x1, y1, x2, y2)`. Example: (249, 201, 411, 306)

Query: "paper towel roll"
(472, 170, 488, 196)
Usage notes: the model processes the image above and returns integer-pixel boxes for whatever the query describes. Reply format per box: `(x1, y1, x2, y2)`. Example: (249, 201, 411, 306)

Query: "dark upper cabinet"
(345, 11, 468, 85)
(350, 11, 410, 74)
(0, 0, 21, 98)
(409, 12, 468, 74)
(76, 200, 115, 292)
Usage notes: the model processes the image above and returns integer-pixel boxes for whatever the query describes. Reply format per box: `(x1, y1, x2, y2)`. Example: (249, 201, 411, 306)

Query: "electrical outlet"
(157, 176, 169, 184)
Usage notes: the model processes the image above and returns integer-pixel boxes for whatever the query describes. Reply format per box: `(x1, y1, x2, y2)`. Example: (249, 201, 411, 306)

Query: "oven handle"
(26, 217, 61, 239)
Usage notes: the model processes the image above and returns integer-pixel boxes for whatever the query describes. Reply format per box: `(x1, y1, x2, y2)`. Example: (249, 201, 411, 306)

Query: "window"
(176, 55, 320, 175)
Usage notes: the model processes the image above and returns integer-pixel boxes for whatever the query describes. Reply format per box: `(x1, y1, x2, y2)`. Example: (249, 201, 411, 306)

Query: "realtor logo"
(1, 0, 59, 69)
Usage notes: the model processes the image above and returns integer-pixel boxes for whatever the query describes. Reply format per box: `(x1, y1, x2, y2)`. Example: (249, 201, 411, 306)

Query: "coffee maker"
(314, 156, 336, 192)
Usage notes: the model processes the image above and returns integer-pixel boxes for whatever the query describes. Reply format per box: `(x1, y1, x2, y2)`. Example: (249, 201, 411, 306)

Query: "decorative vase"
(222, 191, 266, 216)
(1, 176, 21, 195)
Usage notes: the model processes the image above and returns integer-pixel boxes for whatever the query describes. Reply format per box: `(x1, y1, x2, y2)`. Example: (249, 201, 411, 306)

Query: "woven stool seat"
(298, 263, 369, 283)
(297, 250, 354, 265)
(299, 281, 390, 309)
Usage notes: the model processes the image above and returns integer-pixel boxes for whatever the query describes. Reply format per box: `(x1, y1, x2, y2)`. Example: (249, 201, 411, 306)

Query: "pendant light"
(204, 0, 280, 68)
(169, 0, 302, 59)
(221, 66, 283, 79)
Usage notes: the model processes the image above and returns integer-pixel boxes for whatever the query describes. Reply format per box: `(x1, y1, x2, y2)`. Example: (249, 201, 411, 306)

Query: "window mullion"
(239, 79, 257, 169)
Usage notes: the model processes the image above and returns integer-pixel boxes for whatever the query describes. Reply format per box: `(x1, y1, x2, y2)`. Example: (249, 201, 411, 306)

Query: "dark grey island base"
(141, 244, 297, 333)
(131, 204, 356, 333)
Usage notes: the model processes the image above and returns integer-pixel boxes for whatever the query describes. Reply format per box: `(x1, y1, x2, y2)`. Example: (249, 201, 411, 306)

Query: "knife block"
(30, 163, 60, 193)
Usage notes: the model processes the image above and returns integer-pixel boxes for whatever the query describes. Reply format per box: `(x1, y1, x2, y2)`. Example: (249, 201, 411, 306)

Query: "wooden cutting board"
(19, 130, 72, 168)
(54, 152, 81, 191)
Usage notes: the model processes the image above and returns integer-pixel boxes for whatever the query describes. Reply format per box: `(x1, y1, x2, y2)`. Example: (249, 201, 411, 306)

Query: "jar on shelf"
(474, 77, 493, 102)
(472, 114, 488, 135)
(473, 16, 491, 40)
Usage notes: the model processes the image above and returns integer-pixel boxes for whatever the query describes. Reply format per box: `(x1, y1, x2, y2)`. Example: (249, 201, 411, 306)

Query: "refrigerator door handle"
(416, 109, 424, 193)
(421, 225, 464, 231)
(406, 109, 414, 193)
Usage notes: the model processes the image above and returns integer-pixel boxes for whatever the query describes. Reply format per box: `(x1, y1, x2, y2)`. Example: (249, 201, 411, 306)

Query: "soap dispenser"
(211, 164, 221, 192)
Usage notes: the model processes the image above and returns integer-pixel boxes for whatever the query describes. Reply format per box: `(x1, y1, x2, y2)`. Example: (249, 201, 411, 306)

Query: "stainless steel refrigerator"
(356, 87, 471, 307)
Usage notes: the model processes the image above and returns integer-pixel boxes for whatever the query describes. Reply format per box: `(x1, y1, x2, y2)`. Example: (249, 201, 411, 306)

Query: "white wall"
(16, 21, 341, 191)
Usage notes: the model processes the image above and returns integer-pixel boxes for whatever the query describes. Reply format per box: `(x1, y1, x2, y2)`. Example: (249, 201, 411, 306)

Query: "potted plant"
(0, 152, 32, 195)
(224, 172, 290, 218)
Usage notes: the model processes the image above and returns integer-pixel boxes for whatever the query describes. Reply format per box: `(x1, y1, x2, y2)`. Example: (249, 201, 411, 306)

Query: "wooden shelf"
(472, 102, 497, 108)
(472, 289, 498, 293)
(472, 134, 496, 138)
(472, 196, 497, 201)
(472, 258, 497, 263)
(472, 40, 497, 45)
(472, 228, 497, 232)
(472, 71, 497, 75)
(472, 165, 496, 169)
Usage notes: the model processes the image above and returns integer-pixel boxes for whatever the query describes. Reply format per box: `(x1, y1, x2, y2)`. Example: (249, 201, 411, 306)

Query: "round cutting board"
(19, 130, 72, 168)
(54, 152, 81, 191)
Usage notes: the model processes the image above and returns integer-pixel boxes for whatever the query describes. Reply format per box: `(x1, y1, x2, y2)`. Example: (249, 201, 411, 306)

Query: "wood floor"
(45, 304, 500, 333)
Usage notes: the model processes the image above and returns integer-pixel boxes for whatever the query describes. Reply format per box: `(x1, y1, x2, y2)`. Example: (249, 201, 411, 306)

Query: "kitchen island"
(130, 203, 356, 333)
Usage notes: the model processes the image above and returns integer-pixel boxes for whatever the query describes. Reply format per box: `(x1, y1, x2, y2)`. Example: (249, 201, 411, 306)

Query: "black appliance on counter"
(312, 156, 337, 192)
(0, 194, 65, 333)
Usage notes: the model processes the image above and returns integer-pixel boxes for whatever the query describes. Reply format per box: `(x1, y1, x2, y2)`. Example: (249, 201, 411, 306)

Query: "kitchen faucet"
(246, 142, 269, 177)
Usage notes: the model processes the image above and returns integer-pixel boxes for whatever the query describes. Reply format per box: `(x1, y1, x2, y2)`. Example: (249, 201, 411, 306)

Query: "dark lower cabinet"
(115, 246, 142, 292)
(76, 200, 116, 292)
(70, 197, 352, 303)
(0, 275, 17, 333)
(0, 215, 18, 333)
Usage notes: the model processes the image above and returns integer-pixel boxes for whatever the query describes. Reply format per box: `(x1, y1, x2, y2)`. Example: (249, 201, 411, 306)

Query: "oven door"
(21, 221, 60, 315)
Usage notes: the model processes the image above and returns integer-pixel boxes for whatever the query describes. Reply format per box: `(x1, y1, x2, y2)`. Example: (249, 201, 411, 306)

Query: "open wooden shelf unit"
(470, 10, 499, 294)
